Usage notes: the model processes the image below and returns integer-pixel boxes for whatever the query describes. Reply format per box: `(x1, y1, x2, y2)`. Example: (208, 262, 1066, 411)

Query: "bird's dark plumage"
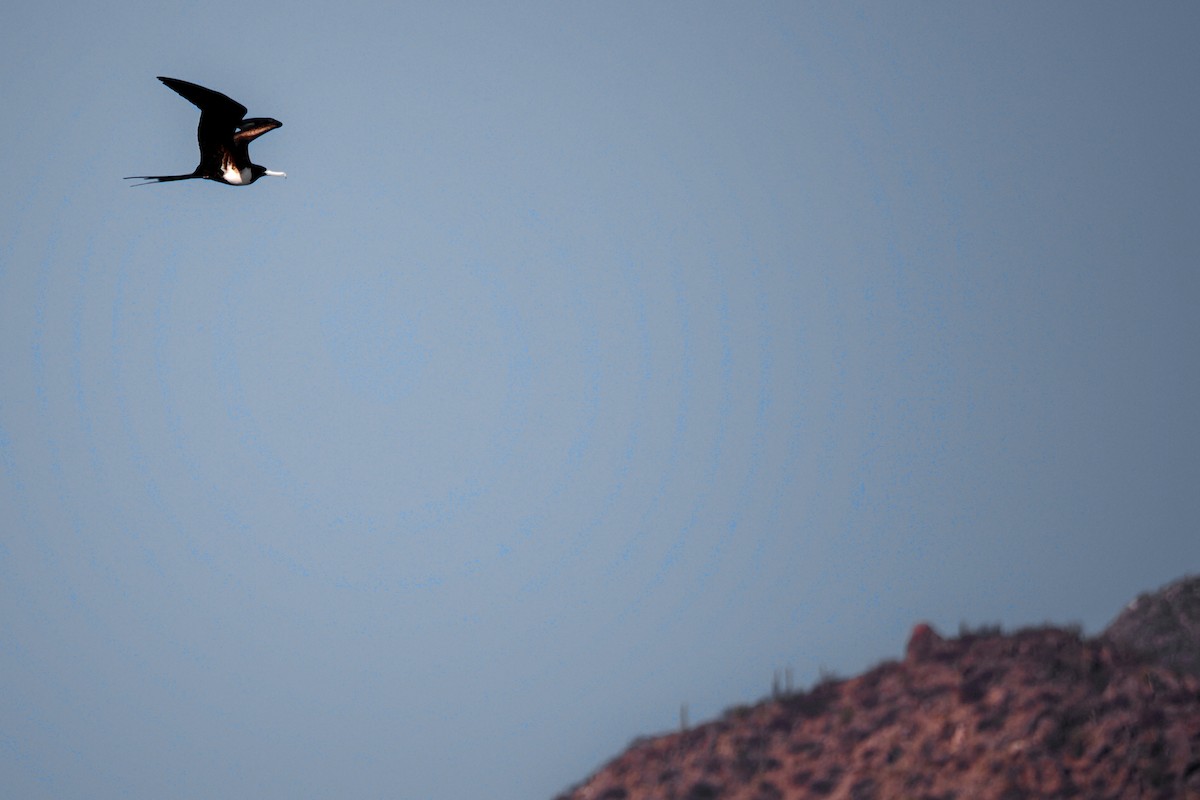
(126, 77, 285, 187)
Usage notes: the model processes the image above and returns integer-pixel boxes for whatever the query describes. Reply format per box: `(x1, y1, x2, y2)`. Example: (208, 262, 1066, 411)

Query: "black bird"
(126, 77, 285, 186)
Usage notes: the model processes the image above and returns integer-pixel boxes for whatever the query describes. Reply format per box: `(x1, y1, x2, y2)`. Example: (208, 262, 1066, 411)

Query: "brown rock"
(905, 622, 942, 662)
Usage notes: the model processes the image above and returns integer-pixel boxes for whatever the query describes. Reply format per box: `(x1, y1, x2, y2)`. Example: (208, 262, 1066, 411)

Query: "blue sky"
(2, 3, 1198, 798)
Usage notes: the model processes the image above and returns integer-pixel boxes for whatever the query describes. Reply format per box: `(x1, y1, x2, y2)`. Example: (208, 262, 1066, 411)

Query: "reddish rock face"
(905, 622, 942, 662)
(556, 626, 1200, 800)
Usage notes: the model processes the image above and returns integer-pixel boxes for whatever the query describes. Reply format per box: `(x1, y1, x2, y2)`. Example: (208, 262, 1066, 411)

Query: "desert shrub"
(685, 781, 720, 800)
(756, 779, 783, 800)
(785, 680, 839, 719)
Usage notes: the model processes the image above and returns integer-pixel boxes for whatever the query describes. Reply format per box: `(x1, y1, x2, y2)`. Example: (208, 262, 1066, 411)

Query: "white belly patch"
(222, 165, 251, 185)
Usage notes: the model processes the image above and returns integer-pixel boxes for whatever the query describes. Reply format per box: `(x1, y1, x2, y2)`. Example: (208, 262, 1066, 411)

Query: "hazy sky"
(2, 3, 1198, 798)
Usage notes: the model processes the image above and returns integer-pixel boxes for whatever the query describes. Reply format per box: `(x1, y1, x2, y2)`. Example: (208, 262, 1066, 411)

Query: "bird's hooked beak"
(264, 169, 287, 178)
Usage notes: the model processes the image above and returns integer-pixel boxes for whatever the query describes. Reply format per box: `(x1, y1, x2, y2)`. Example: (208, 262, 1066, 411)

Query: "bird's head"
(251, 164, 287, 181)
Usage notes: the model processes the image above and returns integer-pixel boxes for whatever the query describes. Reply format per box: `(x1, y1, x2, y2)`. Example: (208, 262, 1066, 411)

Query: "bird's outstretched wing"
(158, 76, 250, 169)
(234, 117, 283, 144)
(158, 77, 247, 122)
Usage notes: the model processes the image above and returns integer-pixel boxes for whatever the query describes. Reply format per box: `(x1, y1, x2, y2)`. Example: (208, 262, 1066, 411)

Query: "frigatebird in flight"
(126, 77, 285, 186)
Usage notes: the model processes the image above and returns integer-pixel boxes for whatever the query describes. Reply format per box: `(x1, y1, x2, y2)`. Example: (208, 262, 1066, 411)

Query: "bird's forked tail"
(124, 173, 198, 186)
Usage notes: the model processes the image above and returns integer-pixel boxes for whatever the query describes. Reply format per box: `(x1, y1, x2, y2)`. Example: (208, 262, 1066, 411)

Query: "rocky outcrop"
(556, 624, 1200, 799)
(1103, 574, 1200, 679)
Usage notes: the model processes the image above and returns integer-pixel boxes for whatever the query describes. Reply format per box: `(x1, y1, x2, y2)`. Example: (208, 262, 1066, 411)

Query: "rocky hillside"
(556, 587, 1200, 799)
(1102, 574, 1200, 679)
